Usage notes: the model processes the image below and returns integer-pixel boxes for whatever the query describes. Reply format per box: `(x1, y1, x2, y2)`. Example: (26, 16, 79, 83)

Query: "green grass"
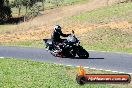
(0, 58, 131, 88)
(70, 2, 132, 23)
(80, 27, 132, 53)
(0, 58, 108, 88)
(0, 40, 44, 48)
(66, 2, 132, 53)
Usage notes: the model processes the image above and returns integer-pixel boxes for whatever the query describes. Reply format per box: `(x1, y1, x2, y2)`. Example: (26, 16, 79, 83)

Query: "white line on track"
(84, 67, 89, 69)
(119, 72, 125, 74)
(76, 66, 80, 67)
(66, 65, 72, 67)
(56, 64, 131, 74)
(90, 68, 96, 70)
(105, 70, 111, 72)
(63, 65, 132, 75)
(112, 71, 118, 73)
(0, 57, 4, 59)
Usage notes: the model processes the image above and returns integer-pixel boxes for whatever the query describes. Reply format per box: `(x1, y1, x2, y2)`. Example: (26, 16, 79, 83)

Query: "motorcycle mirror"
(72, 30, 74, 34)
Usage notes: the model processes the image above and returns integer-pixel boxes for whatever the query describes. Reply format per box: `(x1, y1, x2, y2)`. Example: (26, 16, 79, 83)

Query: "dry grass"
(0, 20, 131, 43)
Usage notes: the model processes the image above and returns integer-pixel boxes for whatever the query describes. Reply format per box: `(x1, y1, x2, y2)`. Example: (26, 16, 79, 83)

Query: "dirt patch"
(0, 24, 84, 42)
(0, 27, 51, 43)
(0, 20, 131, 43)
(97, 21, 132, 32)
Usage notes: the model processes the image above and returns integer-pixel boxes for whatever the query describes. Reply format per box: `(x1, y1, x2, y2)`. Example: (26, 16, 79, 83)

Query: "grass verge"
(70, 2, 132, 23)
(1, 27, 131, 53)
(0, 40, 44, 48)
(0, 58, 132, 88)
(80, 27, 132, 53)
(1, 27, 132, 53)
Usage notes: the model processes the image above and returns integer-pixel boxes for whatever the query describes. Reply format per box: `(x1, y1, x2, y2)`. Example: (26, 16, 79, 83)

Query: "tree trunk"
(42, 0, 45, 11)
(5, 0, 9, 6)
(25, 5, 28, 14)
(106, 0, 109, 6)
(18, 5, 21, 16)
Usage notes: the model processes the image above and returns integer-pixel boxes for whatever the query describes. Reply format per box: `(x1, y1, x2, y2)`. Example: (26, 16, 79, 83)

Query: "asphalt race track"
(0, 46, 132, 73)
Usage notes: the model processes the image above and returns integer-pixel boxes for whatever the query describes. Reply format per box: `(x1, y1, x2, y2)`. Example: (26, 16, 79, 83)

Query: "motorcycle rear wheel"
(77, 47, 89, 59)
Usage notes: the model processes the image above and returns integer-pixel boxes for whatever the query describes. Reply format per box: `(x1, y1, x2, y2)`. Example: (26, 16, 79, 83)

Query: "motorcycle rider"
(50, 25, 71, 54)
(51, 25, 70, 45)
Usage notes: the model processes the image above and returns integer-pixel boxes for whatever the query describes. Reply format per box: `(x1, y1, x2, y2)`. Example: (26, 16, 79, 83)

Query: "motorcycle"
(43, 30, 89, 58)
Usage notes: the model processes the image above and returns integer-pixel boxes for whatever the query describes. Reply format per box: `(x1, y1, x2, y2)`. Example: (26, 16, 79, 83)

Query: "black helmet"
(54, 25, 61, 32)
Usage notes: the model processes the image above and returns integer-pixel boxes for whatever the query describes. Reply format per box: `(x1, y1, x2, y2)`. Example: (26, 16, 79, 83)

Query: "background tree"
(5, 0, 9, 6)
(41, 0, 45, 11)
(14, 0, 23, 16)
(106, 0, 110, 6)
(0, 0, 12, 23)
(50, 0, 64, 7)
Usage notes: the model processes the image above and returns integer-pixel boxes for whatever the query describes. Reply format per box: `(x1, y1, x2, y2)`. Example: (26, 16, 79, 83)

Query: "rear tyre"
(77, 46, 89, 59)
(62, 50, 75, 58)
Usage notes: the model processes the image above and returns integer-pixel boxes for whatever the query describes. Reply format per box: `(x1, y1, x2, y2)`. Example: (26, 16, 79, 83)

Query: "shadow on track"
(69, 57, 104, 59)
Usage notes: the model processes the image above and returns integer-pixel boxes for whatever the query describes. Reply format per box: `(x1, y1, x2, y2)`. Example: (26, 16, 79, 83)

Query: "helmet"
(54, 25, 61, 32)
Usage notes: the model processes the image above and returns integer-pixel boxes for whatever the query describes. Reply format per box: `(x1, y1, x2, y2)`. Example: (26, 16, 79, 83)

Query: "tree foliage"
(11, 0, 46, 16)
(48, 0, 64, 6)
(0, 0, 64, 23)
(0, 0, 12, 23)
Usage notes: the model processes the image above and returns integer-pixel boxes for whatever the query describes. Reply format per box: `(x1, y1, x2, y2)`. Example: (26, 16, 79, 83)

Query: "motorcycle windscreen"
(67, 35, 77, 43)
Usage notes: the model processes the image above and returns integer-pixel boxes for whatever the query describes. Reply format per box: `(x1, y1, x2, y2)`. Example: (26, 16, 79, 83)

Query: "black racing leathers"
(51, 30, 70, 50)
(51, 30, 70, 43)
